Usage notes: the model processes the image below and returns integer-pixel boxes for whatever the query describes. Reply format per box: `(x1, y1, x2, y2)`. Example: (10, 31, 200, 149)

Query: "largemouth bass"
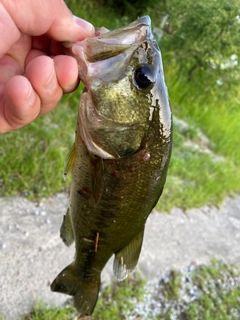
(51, 16, 172, 316)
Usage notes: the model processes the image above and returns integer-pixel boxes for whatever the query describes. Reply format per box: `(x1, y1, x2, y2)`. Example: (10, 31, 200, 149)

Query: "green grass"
(20, 303, 77, 320)
(91, 276, 146, 319)
(156, 71, 240, 211)
(19, 275, 146, 320)
(0, 92, 79, 199)
(16, 260, 240, 320)
(164, 259, 240, 320)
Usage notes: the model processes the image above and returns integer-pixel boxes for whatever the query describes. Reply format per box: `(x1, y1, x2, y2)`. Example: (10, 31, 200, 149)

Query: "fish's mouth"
(66, 16, 151, 84)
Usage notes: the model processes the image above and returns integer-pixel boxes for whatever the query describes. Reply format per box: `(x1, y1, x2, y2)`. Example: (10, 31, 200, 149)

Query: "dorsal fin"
(113, 228, 145, 281)
(63, 143, 76, 181)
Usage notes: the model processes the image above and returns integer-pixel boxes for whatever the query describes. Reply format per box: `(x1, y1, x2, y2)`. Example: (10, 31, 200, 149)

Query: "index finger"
(0, 0, 94, 57)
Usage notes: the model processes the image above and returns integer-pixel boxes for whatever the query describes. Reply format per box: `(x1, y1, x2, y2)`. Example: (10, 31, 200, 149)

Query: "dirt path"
(0, 193, 239, 320)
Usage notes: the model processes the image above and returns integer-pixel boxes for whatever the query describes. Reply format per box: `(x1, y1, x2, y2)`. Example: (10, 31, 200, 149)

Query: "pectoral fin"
(113, 228, 145, 281)
(63, 143, 76, 181)
(60, 208, 74, 246)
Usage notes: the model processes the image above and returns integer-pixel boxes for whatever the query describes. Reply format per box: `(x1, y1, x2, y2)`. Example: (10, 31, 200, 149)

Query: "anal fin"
(113, 228, 145, 281)
(60, 208, 74, 246)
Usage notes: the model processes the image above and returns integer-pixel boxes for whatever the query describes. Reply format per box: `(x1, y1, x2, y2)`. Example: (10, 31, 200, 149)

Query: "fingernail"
(26, 83, 35, 106)
(44, 61, 56, 92)
(73, 16, 95, 34)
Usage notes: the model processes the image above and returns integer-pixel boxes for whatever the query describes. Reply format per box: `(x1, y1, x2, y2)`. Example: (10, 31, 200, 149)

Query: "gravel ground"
(0, 193, 240, 320)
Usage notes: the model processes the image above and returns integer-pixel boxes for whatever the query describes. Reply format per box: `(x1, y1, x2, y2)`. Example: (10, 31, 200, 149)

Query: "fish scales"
(51, 16, 172, 316)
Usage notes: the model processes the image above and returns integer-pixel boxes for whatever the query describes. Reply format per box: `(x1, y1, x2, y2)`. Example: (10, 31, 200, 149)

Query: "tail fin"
(51, 264, 100, 316)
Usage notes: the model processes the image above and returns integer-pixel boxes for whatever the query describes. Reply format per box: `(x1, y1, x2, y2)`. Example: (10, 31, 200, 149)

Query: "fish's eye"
(134, 65, 154, 89)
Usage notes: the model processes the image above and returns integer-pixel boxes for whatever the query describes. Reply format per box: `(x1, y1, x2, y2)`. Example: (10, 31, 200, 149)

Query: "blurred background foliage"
(95, 0, 240, 97)
(0, 0, 239, 210)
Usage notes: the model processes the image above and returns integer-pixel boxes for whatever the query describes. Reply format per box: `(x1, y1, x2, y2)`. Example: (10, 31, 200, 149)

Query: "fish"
(51, 16, 172, 316)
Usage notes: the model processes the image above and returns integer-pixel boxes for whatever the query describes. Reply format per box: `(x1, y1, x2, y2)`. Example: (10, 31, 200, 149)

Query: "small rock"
(0, 242, 6, 249)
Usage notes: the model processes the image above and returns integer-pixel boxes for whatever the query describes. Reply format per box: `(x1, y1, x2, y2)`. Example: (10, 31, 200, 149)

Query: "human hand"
(0, 0, 95, 133)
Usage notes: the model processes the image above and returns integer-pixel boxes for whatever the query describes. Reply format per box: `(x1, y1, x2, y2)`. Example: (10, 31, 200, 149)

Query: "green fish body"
(51, 16, 172, 316)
